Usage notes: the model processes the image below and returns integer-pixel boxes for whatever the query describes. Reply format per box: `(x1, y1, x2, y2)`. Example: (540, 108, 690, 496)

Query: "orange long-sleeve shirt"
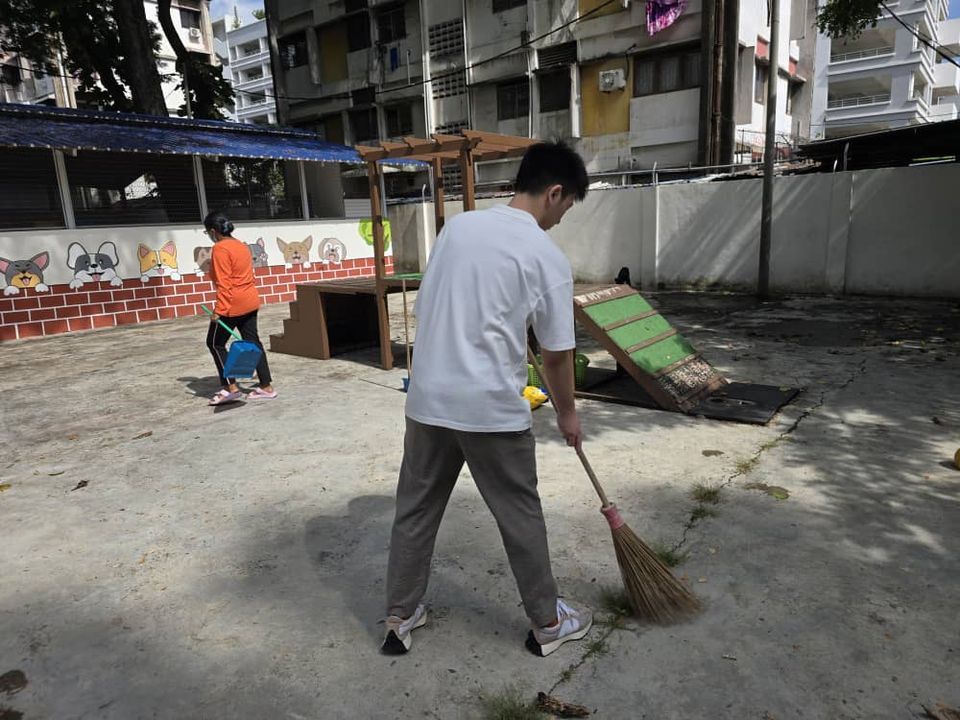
(209, 237, 261, 318)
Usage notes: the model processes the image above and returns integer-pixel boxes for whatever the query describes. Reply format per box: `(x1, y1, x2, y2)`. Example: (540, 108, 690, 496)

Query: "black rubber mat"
(575, 367, 800, 425)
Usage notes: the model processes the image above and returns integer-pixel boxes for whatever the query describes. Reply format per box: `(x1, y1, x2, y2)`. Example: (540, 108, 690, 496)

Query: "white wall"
(387, 164, 960, 298)
(0, 219, 388, 290)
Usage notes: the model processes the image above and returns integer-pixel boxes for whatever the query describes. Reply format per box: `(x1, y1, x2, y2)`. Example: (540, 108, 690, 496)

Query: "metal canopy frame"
(354, 130, 538, 368)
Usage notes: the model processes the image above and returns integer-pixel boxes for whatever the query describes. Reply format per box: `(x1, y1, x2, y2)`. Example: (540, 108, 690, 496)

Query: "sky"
(210, 0, 264, 23)
(952, 0, 960, 17)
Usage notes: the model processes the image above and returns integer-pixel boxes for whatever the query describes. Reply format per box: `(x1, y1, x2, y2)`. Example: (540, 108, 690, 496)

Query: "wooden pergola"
(356, 130, 539, 368)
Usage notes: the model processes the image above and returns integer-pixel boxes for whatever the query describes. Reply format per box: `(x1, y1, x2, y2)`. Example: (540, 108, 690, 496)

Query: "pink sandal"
(209, 389, 243, 406)
(247, 387, 278, 400)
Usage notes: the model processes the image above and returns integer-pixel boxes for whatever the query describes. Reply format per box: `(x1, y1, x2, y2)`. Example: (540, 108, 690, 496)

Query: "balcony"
(830, 46, 895, 63)
(827, 93, 892, 109)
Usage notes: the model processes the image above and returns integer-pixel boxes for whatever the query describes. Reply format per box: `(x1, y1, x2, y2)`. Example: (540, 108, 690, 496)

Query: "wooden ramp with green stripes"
(574, 285, 728, 412)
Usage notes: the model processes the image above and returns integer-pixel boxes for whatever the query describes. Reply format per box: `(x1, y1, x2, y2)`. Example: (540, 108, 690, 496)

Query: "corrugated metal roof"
(0, 103, 367, 164)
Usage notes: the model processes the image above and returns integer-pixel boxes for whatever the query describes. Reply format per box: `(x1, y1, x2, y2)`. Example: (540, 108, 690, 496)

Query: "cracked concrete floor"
(1, 293, 958, 719)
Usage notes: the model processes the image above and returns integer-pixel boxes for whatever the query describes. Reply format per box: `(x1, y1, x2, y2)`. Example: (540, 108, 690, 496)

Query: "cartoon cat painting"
(248, 238, 269, 268)
(277, 236, 312, 269)
(138, 242, 181, 283)
(0, 252, 50, 296)
(320, 238, 347, 265)
(193, 246, 212, 276)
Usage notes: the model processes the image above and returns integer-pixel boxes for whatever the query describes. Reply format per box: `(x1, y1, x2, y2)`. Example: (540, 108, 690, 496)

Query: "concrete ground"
(1, 292, 958, 720)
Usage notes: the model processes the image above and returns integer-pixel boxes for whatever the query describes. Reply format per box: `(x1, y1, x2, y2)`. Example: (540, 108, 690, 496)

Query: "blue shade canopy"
(0, 103, 366, 164)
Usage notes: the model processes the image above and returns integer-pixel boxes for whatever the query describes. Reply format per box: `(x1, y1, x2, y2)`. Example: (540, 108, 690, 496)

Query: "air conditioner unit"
(599, 68, 626, 92)
(188, 27, 202, 41)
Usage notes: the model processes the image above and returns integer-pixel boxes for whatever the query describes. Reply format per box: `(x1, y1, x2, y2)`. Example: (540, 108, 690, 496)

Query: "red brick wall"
(0, 257, 393, 342)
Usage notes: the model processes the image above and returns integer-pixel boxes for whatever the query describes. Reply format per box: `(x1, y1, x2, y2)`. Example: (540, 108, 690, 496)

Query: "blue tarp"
(0, 103, 368, 164)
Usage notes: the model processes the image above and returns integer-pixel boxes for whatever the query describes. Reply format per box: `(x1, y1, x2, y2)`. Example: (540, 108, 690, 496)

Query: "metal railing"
(830, 46, 895, 62)
(827, 93, 891, 108)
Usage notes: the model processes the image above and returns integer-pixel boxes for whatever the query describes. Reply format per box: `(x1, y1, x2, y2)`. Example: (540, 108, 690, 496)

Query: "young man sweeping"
(383, 141, 591, 657)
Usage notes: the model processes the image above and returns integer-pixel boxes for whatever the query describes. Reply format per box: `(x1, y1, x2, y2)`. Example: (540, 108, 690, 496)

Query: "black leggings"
(206, 309, 272, 386)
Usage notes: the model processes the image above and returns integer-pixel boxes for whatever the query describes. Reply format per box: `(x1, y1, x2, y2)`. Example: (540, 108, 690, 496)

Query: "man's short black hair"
(514, 141, 589, 201)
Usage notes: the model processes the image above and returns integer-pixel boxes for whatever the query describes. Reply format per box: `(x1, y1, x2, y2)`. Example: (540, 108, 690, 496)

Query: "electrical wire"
(878, 0, 960, 69)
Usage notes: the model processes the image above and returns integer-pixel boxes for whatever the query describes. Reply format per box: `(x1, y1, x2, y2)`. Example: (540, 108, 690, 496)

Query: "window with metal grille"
(179, 8, 201, 29)
(0, 148, 64, 229)
(202, 157, 303, 222)
(347, 12, 371, 51)
(429, 19, 464, 58)
(754, 61, 767, 104)
(352, 86, 376, 105)
(279, 32, 308, 68)
(349, 107, 379, 144)
(497, 78, 529, 120)
(385, 103, 414, 137)
(65, 151, 199, 227)
(441, 164, 462, 192)
(492, 0, 525, 13)
(434, 120, 467, 135)
(377, 4, 406, 43)
(633, 46, 700, 97)
(538, 69, 570, 112)
(537, 41, 576, 69)
(431, 72, 466, 98)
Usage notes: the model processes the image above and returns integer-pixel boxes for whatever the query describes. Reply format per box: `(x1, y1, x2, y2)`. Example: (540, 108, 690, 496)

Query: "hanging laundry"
(646, 0, 687, 35)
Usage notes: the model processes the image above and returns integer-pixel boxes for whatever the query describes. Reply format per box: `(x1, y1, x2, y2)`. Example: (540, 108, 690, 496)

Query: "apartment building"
(0, 1, 218, 115)
(265, 0, 811, 182)
(226, 19, 278, 124)
(810, 0, 960, 139)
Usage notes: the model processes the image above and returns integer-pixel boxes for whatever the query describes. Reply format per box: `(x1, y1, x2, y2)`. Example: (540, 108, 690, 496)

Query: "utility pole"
(758, 0, 780, 299)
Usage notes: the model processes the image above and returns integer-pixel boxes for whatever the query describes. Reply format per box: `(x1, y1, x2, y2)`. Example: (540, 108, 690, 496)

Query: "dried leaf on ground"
(132, 431, 153, 440)
(48, 471, 65, 477)
(70, 480, 88, 492)
(0, 484, 11, 493)
(0, 669, 27, 694)
(923, 703, 960, 720)
(536, 692, 590, 718)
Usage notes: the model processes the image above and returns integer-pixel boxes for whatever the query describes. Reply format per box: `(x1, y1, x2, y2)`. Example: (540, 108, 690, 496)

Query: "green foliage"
(817, 0, 883, 38)
(479, 686, 545, 720)
(252, 9, 266, 20)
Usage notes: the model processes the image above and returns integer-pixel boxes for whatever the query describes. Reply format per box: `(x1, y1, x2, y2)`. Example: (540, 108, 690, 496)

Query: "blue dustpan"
(201, 305, 263, 379)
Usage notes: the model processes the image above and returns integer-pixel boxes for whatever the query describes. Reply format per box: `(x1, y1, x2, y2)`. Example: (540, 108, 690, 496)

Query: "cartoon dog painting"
(193, 246, 212, 276)
(0, 252, 50, 296)
(320, 238, 347, 265)
(66, 241, 123, 289)
(248, 238, 269, 268)
(277, 236, 313, 269)
(138, 242, 181, 283)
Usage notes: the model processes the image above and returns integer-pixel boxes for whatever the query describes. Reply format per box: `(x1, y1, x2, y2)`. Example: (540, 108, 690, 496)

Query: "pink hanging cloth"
(646, 0, 687, 35)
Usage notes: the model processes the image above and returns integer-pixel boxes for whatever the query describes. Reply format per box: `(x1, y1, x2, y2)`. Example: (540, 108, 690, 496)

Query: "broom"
(527, 348, 701, 623)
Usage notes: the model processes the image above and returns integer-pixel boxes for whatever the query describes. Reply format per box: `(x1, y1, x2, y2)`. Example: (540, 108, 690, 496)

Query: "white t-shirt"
(405, 204, 575, 432)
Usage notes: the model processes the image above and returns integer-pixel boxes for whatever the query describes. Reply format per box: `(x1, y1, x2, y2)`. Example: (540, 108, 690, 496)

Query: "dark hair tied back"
(203, 211, 234, 236)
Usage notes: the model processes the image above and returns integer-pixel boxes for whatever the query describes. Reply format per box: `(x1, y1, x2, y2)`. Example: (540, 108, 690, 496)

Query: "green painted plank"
(388, 272, 424, 280)
(582, 294, 653, 327)
(629, 334, 696, 374)
(608, 314, 673, 351)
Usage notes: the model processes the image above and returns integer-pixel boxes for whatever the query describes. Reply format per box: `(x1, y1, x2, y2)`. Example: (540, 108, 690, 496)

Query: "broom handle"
(527, 347, 612, 508)
(200, 304, 242, 342)
(402, 280, 412, 378)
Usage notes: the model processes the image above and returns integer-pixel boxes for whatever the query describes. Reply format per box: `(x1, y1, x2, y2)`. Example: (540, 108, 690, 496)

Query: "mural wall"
(0, 219, 393, 341)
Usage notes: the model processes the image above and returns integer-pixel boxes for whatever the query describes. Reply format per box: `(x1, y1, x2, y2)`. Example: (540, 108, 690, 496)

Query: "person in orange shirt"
(203, 211, 277, 405)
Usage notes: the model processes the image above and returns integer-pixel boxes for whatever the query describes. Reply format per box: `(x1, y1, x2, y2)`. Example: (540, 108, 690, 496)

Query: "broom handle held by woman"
(200, 304, 243, 342)
(527, 347, 612, 508)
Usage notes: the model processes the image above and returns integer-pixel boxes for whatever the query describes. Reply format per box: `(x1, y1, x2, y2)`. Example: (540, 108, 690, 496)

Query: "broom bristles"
(602, 504, 701, 623)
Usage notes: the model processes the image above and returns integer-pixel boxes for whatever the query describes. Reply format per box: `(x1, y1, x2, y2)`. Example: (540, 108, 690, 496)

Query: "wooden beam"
(431, 133, 472, 152)
(402, 136, 440, 155)
(357, 145, 388, 161)
(462, 130, 538, 148)
(460, 147, 476, 212)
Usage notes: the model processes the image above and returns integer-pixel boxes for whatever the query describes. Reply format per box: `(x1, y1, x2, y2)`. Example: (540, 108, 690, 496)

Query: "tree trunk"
(113, 0, 168, 115)
(156, 0, 194, 111)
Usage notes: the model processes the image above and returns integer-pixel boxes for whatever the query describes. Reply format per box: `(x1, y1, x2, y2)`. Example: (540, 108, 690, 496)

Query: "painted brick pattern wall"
(0, 257, 393, 342)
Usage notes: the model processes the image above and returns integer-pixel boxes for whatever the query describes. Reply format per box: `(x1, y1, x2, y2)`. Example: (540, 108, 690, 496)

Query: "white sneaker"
(526, 599, 593, 657)
(380, 604, 427, 655)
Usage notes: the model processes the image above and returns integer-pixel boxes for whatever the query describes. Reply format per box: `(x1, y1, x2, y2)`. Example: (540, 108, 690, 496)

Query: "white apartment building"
(811, 0, 960, 138)
(265, 0, 811, 182)
(226, 18, 277, 124)
(1, 1, 218, 116)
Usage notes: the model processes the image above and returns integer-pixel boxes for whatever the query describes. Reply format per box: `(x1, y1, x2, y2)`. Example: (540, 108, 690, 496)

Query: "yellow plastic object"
(955, 447, 960, 470)
(523, 385, 548, 410)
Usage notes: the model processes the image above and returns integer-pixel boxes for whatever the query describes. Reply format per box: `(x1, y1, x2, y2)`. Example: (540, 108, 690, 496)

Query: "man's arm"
(540, 348, 582, 451)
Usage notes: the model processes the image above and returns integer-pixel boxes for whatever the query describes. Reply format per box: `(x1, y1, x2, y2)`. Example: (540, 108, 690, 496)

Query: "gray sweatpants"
(386, 417, 559, 627)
